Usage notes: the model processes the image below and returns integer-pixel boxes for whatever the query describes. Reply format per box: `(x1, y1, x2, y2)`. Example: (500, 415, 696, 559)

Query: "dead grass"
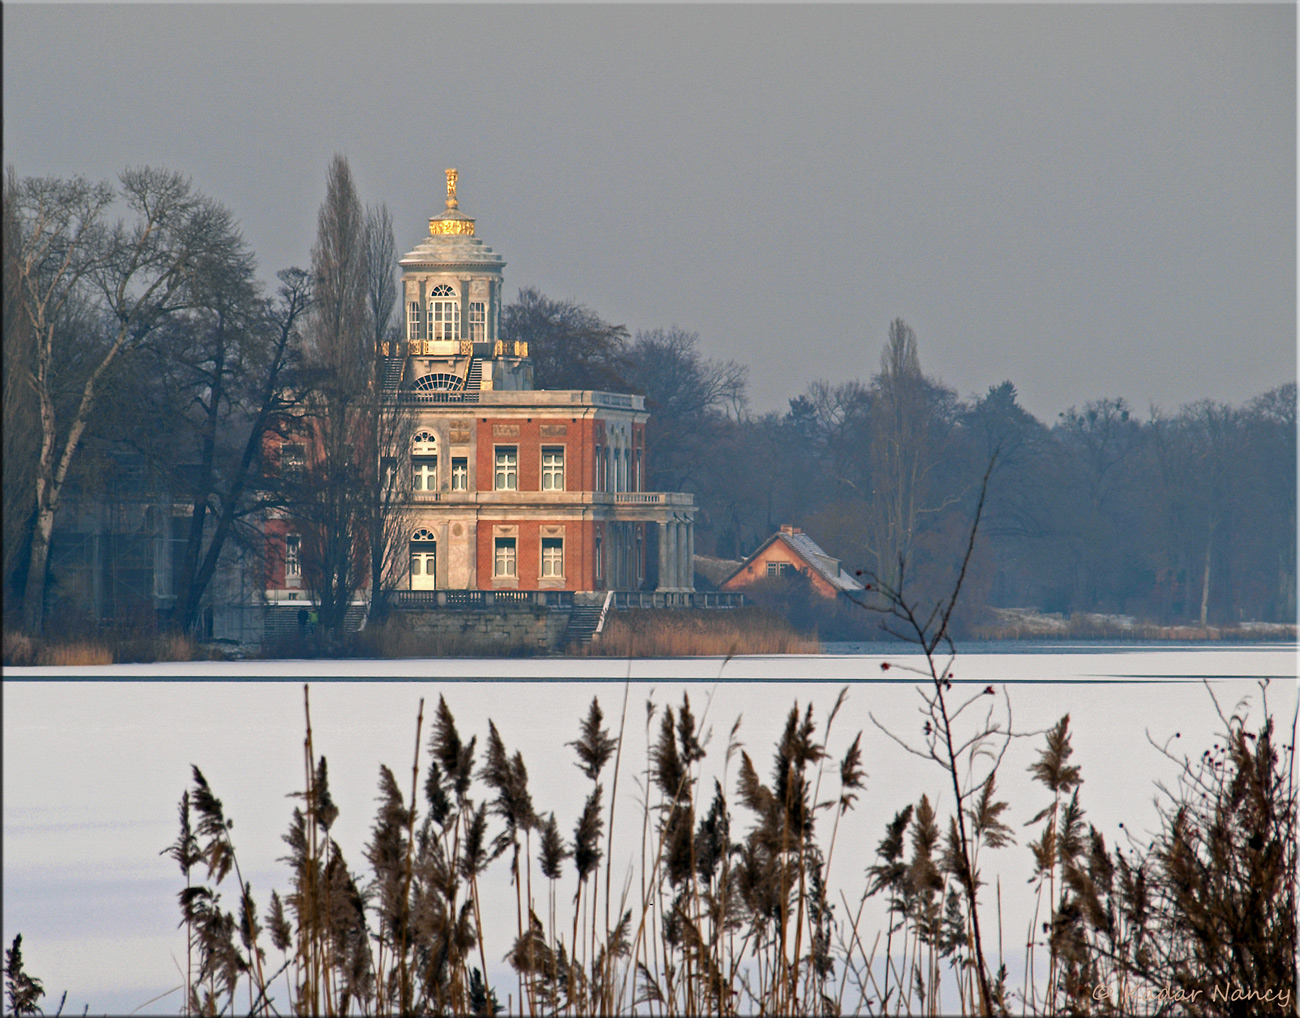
(590, 607, 819, 656)
(3, 628, 215, 666)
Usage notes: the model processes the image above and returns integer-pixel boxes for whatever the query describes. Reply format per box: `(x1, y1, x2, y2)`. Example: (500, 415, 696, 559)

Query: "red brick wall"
(476, 415, 598, 492)
(476, 519, 597, 590)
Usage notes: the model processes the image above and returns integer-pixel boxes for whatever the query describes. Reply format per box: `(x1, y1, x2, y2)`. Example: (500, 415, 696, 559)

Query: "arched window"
(412, 373, 462, 393)
(429, 284, 459, 342)
(412, 430, 437, 491)
(410, 528, 437, 589)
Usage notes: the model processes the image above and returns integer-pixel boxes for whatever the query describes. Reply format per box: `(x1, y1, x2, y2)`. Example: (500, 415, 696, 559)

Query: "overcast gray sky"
(5, 3, 1294, 420)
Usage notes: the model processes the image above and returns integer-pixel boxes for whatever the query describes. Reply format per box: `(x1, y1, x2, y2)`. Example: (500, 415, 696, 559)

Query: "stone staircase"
(380, 355, 404, 393)
(564, 600, 605, 646)
(462, 358, 482, 401)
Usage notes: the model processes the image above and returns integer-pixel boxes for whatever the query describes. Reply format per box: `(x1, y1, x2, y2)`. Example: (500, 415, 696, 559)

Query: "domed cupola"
(393, 170, 530, 394)
(399, 168, 506, 275)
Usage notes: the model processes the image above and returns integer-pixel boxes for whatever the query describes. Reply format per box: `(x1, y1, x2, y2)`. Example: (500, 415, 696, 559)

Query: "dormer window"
(429, 284, 459, 342)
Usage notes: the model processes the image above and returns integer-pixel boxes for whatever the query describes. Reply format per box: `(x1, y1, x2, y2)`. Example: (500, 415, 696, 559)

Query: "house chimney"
(780, 524, 802, 535)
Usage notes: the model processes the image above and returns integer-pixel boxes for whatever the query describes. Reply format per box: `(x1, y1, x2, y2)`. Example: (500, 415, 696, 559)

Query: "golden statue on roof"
(429, 168, 475, 236)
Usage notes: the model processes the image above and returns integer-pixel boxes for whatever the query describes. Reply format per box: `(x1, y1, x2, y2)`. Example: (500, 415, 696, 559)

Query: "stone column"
(681, 522, 691, 592)
(657, 520, 671, 591)
(686, 520, 695, 592)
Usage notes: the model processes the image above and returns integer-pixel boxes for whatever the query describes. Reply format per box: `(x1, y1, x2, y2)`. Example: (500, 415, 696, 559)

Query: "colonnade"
(655, 516, 694, 591)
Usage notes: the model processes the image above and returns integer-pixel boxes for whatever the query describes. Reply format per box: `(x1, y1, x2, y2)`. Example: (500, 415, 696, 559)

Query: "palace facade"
(263, 171, 696, 606)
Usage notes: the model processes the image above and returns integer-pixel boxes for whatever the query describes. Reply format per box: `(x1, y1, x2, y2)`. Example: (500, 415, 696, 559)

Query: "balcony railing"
(614, 591, 745, 610)
(610, 492, 694, 506)
(392, 589, 574, 610)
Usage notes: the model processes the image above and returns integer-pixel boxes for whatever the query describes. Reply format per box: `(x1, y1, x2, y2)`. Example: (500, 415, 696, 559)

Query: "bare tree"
(361, 201, 412, 625)
(862, 456, 1013, 1016)
(136, 267, 313, 634)
(6, 167, 243, 634)
(866, 319, 958, 592)
(2, 178, 40, 616)
(501, 287, 630, 391)
(289, 156, 372, 637)
(624, 326, 748, 493)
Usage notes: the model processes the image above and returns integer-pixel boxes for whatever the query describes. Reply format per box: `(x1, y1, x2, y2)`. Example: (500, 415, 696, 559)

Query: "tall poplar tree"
(294, 155, 371, 635)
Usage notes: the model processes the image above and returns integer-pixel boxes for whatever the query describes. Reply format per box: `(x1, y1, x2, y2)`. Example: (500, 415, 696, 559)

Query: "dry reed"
(593, 608, 819, 656)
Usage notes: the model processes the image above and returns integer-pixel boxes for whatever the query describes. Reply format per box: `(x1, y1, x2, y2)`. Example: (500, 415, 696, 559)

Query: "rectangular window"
(451, 457, 468, 491)
(431, 300, 459, 342)
(495, 447, 517, 490)
(766, 561, 794, 578)
(541, 537, 563, 578)
(413, 456, 438, 491)
(407, 301, 422, 341)
(468, 301, 486, 343)
(282, 443, 305, 477)
(494, 537, 517, 577)
(541, 446, 564, 491)
(285, 535, 301, 580)
(594, 444, 603, 491)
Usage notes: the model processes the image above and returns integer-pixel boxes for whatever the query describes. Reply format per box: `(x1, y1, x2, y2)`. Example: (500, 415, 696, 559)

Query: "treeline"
(4, 159, 1295, 638)
(3, 158, 406, 638)
(505, 303, 1296, 627)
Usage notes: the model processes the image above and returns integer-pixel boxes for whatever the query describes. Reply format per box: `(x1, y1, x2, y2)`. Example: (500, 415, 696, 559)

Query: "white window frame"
(468, 301, 486, 343)
(410, 528, 437, 588)
(541, 537, 563, 578)
(412, 431, 438, 491)
(494, 537, 517, 577)
(451, 457, 468, 491)
(541, 446, 565, 491)
(413, 456, 438, 491)
(285, 534, 301, 581)
(429, 284, 459, 343)
(495, 446, 518, 491)
(408, 300, 422, 341)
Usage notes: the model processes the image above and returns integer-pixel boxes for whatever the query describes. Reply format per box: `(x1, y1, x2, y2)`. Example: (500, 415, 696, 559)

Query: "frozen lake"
(5, 644, 1295, 1014)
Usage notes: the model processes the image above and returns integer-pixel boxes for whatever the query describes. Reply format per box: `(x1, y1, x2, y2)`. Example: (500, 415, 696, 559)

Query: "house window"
(285, 535, 301, 580)
(282, 443, 305, 477)
(381, 456, 398, 491)
(495, 447, 517, 490)
(413, 457, 437, 491)
(595, 533, 603, 579)
(429, 284, 459, 342)
(451, 457, 468, 491)
(541, 538, 563, 578)
(541, 447, 564, 491)
(594, 444, 603, 491)
(767, 562, 794, 578)
(407, 300, 423, 341)
(635, 448, 642, 491)
(412, 431, 438, 490)
(468, 301, 485, 342)
(410, 528, 437, 590)
(494, 537, 517, 577)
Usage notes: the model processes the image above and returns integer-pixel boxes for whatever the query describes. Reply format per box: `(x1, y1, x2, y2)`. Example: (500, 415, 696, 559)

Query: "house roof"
(723, 528, 865, 593)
